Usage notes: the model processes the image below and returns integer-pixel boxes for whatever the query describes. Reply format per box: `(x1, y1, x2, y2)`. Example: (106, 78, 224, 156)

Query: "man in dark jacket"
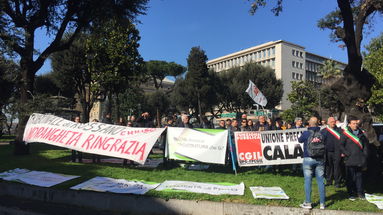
(321, 117, 343, 187)
(340, 116, 368, 200)
(254, 115, 270, 131)
(176, 114, 193, 128)
(136, 112, 153, 127)
(298, 116, 325, 210)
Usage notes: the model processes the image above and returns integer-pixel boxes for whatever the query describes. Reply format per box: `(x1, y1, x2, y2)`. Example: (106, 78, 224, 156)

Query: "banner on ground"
(155, 180, 244, 196)
(234, 128, 306, 167)
(71, 176, 159, 195)
(166, 128, 228, 164)
(366, 193, 383, 209)
(0, 168, 79, 187)
(23, 113, 165, 164)
(249, 186, 289, 199)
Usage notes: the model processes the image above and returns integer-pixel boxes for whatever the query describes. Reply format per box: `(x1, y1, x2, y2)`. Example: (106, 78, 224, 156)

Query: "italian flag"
(343, 129, 363, 149)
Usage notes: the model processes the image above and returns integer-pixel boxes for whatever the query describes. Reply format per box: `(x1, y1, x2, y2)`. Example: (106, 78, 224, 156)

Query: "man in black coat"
(321, 117, 343, 187)
(339, 116, 368, 200)
(176, 114, 193, 128)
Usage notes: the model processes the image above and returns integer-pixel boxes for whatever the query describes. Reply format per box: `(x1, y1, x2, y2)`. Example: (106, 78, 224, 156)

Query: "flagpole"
(228, 127, 237, 175)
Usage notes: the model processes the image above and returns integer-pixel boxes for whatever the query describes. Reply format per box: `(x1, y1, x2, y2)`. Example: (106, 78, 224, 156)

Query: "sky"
(36, 0, 383, 74)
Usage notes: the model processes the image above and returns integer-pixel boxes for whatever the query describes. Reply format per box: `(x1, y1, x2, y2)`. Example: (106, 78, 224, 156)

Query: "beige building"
(207, 40, 346, 110)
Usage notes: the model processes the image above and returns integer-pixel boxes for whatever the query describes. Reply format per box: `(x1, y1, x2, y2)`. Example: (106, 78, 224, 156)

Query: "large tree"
(218, 62, 283, 113)
(51, 19, 144, 123)
(249, 0, 383, 145)
(0, 0, 148, 154)
(172, 47, 217, 121)
(364, 33, 383, 121)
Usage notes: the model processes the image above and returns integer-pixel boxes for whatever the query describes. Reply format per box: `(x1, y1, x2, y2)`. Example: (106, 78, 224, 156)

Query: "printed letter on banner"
(23, 113, 165, 164)
(234, 129, 306, 167)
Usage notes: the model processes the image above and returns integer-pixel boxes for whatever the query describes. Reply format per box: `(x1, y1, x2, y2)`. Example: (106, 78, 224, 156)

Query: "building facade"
(207, 40, 345, 110)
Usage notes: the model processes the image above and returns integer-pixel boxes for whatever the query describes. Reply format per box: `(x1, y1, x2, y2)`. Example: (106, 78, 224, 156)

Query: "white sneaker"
(300, 202, 312, 209)
(320, 203, 325, 210)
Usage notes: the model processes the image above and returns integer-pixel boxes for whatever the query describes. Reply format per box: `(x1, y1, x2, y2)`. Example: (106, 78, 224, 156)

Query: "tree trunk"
(14, 61, 35, 155)
(331, 66, 378, 146)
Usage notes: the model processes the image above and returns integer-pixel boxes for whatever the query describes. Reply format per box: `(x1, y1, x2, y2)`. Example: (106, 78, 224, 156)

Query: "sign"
(366, 193, 383, 209)
(234, 128, 306, 166)
(249, 186, 289, 199)
(71, 176, 159, 195)
(166, 128, 228, 164)
(245, 80, 267, 107)
(23, 113, 165, 164)
(0, 168, 79, 187)
(155, 180, 244, 196)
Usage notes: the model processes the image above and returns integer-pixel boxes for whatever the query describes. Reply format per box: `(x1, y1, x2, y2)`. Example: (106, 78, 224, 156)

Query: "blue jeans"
(303, 157, 325, 204)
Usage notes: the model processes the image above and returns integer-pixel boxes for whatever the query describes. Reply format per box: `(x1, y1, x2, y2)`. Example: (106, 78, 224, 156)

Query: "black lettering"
(294, 144, 304, 158)
(273, 145, 285, 160)
(263, 146, 273, 160)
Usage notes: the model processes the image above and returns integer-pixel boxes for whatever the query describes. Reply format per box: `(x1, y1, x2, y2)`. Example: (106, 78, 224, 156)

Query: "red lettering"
(67, 133, 82, 147)
(81, 134, 95, 150)
(135, 143, 147, 160)
(52, 130, 66, 142)
(117, 141, 127, 153)
(109, 139, 121, 152)
(124, 141, 138, 154)
(48, 129, 61, 141)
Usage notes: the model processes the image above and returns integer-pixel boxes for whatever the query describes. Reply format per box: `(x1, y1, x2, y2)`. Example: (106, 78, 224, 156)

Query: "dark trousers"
(333, 155, 344, 185)
(346, 166, 364, 196)
(325, 151, 335, 184)
(71, 150, 83, 162)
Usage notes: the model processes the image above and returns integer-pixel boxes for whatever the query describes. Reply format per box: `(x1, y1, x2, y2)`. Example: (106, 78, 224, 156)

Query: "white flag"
(245, 80, 267, 107)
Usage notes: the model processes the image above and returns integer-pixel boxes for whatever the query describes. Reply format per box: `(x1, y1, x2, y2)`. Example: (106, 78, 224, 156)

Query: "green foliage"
(172, 47, 217, 117)
(0, 143, 382, 212)
(284, 81, 318, 121)
(34, 74, 60, 96)
(319, 59, 342, 80)
(145, 61, 185, 89)
(364, 33, 383, 121)
(218, 63, 283, 112)
(51, 19, 144, 122)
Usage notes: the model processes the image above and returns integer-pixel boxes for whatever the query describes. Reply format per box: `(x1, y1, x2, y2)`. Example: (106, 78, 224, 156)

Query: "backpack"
(307, 130, 325, 158)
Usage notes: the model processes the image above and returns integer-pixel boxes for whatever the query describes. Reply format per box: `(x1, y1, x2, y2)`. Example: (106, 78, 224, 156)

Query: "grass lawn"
(0, 143, 382, 213)
(0, 135, 16, 143)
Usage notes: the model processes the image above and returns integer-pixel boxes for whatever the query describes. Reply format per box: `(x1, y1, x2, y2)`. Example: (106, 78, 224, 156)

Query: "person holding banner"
(339, 116, 368, 200)
(177, 114, 193, 128)
(321, 117, 343, 187)
(298, 116, 326, 210)
(254, 115, 270, 131)
(71, 116, 83, 163)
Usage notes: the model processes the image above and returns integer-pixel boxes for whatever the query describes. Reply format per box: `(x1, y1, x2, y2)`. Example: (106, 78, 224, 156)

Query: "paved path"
(0, 181, 381, 215)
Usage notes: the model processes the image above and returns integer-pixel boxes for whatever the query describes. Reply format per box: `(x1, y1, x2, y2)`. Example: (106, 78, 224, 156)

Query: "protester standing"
(71, 116, 83, 163)
(176, 114, 193, 128)
(247, 119, 255, 131)
(254, 115, 270, 131)
(340, 116, 368, 200)
(292, 117, 304, 129)
(216, 120, 226, 129)
(321, 117, 343, 187)
(137, 112, 153, 127)
(298, 116, 326, 210)
(102, 113, 113, 125)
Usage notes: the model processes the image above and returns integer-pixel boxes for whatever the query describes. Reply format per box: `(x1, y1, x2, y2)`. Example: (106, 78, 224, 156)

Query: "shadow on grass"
(325, 189, 349, 207)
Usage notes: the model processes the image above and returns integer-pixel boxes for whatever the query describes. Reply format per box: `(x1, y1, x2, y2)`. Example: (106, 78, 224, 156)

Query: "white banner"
(0, 168, 79, 187)
(71, 176, 159, 195)
(23, 113, 165, 164)
(166, 128, 228, 164)
(366, 193, 383, 209)
(155, 180, 244, 196)
(250, 186, 289, 199)
(245, 80, 267, 107)
(234, 128, 306, 167)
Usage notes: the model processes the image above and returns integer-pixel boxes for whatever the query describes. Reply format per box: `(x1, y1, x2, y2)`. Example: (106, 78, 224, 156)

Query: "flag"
(245, 80, 267, 107)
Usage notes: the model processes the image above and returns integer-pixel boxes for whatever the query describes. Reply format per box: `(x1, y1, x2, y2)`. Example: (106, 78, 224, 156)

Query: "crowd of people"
(70, 111, 372, 210)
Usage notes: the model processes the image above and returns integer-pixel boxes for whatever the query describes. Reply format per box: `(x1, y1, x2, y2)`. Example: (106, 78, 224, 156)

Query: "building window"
(292, 50, 295, 56)
(292, 72, 295, 79)
(300, 52, 303, 58)
(271, 47, 275, 55)
(267, 49, 270, 57)
(300, 74, 303, 80)
(300, 63, 303, 69)
(292, 61, 295, 68)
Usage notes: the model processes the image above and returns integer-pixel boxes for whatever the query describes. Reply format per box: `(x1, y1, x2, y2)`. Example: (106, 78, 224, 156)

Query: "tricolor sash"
(326, 126, 340, 140)
(343, 129, 363, 149)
